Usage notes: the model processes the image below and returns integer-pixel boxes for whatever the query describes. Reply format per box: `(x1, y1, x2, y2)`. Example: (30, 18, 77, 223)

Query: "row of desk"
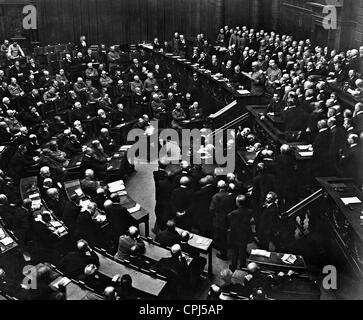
(138, 44, 261, 128)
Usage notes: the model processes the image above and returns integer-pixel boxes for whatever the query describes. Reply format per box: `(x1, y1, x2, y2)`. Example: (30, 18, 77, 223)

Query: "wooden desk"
(95, 250, 167, 297)
(316, 177, 363, 278)
(139, 44, 260, 116)
(36, 263, 104, 300)
(248, 252, 307, 272)
(64, 179, 86, 201)
(142, 237, 193, 265)
(175, 227, 213, 276)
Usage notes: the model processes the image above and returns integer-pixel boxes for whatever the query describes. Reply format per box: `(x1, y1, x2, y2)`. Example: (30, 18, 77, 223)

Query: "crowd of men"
(0, 23, 362, 300)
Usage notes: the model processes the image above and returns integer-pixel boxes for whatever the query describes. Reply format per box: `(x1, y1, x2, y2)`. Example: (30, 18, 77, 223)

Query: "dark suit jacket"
(60, 250, 100, 278)
(105, 203, 134, 240)
(75, 211, 98, 246)
(282, 106, 307, 131)
(155, 229, 183, 248)
(227, 207, 251, 246)
(62, 201, 81, 234)
(312, 129, 332, 176)
(352, 112, 363, 134)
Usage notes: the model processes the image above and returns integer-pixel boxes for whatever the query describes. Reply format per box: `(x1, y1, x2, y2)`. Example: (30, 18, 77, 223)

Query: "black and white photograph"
(0, 0, 362, 307)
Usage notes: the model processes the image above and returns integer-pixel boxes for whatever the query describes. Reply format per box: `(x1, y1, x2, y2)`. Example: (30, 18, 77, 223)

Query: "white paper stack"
(251, 249, 271, 258)
(281, 254, 297, 264)
(108, 180, 125, 193)
(341, 197, 362, 206)
(0, 237, 13, 246)
(128, 204, 141, 214)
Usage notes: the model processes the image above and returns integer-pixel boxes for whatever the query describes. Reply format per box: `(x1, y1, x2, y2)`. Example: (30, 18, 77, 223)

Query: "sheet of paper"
(299, 151, 314, 157)
(0, 146, 5, 152)
(281, 254, 297, 264)
(341, 197, 362, 206)
(108, 180, 125, 193)
(50, 221, 62, 228)
(297, 145, 311, 151)
(29, 193, 40, 200)
(237, 90, 251, 95)
(52, 277, 71, 289)
(251, 249, 271, 258)
(0, 237, 13, 246)
(128, 203, 141, 214)
(74, 188, 83, 196)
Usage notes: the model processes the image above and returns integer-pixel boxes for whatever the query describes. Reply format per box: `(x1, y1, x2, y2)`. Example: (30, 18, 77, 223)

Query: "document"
(299, 151, 314, 157)
(237, 89, 251, 95)
(108, 180, 125, 193)
(341, 197, 362, 206)
(74, 188, 83, 196)
(0, 237, 14, 246)
(251, 249, 271, 258)
(297, 145, 311, 151)
(128, 204, 141, 214)
(281, 254, 297, 265)
(50, 221, 62, 228)
(52, 277, 71, 289)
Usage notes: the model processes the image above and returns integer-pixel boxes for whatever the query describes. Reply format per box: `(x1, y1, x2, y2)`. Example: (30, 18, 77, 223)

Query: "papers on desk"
(31, 199, 42, 210)
(128, 203, 141, 214)
(0, 146, 5, 152)
(52, 277, 71, 289)
(0, 228, 5, 238)
(196, 237, 209, 245)
(251, 249, 271, 258)
(299, 151, 314, 157)
(281, 254, 297, 265)
(0, 237, 14, 246)
(341, 197, 362, 206)
(297, 145, 311, 151)
(74, 188, 83, 197)
(29, 193, 40, 200)
(237, 89, 251, 95)
(80, 199, 91, 211)
(50, 221, 62, 228)
(57, 226, 66, 234)
(108, 180, 125, 193)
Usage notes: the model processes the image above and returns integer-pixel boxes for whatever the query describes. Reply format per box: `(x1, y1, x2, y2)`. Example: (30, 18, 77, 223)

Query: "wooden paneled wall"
(36, 0, 222, 45)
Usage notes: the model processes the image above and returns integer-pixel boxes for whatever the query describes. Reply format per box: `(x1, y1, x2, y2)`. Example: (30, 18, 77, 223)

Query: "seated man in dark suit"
(78, 264, 106, 294)
(155, 220, 183, 248)
(98, 128, 116, 156)
(151, 244, 190, 298)
(59, 239, 100, 279)
(282, 97, 307, 132)
(62, 134, 83, 158)
(80, 169, 101, 198)
(75, 202, 100, 247)
(62, 194, 81, 235)
(104, 197, 134, 249)
(114, 226, 145, 261)
(111, 274, 139, 300)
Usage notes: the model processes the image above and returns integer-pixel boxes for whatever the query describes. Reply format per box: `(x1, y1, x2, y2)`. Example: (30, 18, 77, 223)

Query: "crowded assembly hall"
(0, 0, 362, 301)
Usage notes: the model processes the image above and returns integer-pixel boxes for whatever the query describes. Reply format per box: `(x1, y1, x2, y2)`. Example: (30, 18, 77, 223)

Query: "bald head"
(128, 226, 139, 238)
(77, 239, 89, 253)
(0, 194, 8, 205)
(180, 176, 190, 187)
(103, 286, 117, 300)
(171, 244, 182, 256)
(247, 262, 259, 274)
